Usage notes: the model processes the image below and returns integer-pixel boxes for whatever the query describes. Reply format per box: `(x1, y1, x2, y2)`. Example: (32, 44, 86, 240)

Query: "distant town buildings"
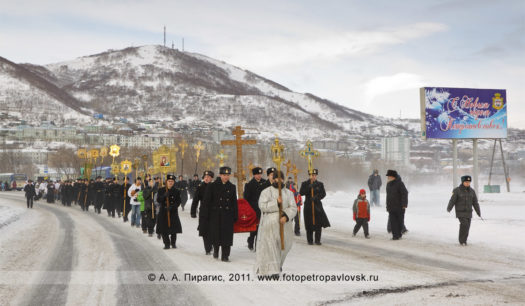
(381, 136, 411, 165)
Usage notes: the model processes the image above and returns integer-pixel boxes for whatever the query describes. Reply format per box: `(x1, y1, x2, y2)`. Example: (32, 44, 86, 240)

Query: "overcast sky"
(1, 0, 524, 128)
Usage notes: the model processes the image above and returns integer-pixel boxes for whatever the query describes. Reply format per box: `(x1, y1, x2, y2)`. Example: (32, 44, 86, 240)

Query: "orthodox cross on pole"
(216, 149, 228, 167)
(221, 126, 256, 199)
(178, 139, 188, 176)
(300, 140, 320, 225)
(193, 141, 205, 175)
(300, 140, 319, 173)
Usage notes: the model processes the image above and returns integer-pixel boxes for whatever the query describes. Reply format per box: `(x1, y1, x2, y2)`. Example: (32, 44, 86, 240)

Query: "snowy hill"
(0, 56, 92, 125)
(7, 45, 415, 141)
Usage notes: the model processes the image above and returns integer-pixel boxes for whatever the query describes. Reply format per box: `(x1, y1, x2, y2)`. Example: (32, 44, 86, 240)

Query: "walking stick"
(277, 171, 285, 250)
(83, 186, 88, 211)
(166, 186, 171, 227)
(311, 185, 315, 225)
(123, 180, 127, 218)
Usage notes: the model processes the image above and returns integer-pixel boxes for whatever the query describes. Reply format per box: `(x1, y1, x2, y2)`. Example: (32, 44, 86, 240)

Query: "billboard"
(420, 87, 507, 139)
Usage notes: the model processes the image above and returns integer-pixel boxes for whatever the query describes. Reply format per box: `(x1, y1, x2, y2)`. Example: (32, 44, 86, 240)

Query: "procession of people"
(18, 132, 484, 278)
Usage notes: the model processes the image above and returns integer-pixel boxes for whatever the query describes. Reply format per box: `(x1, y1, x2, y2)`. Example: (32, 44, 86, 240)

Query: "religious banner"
(420, 87, 507, 139)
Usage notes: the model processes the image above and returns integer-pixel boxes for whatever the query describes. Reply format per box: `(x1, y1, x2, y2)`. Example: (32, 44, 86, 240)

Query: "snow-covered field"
(0, 185, 524, 305)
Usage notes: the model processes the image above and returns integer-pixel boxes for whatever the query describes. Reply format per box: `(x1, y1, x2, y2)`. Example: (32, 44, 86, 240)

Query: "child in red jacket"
(353, 189, 370, 238)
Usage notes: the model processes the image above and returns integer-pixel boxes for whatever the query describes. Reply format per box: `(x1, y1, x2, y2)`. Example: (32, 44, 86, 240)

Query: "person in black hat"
(189, 174, 201, 200)
(24, 180, 36, 208)
(203, 166, 238, 261)
(299, 169, 330, 245)
(46, 180, 56, 204)
(262, 167, 276, 190)
(386, 170, 408, 240)
(244, 166, 267, 250)
(447, 175, 481, 246)
(175, 175, 189, 211)
(190, 170, 215, 254)
(93, 176, 105, 214)
(79, 179, 88, 211)
(157, 174, 182, 249)
(142, 176, 159, 236)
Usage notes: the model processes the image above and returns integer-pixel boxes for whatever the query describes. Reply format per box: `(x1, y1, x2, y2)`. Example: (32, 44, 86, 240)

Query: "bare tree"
(48, 147, 82, 180)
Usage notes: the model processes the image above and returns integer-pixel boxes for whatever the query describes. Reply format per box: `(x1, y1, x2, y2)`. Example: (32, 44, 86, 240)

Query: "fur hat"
(219, 167, 232, 175)
(266, 167, 276, 176)
(386, 170, 398, 177)
(461, 175, 472, 183)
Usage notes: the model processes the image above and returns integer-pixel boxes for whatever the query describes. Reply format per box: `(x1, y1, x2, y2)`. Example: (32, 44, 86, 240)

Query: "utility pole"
(182, 38, 184, 51)
(163, 26, 166, 47)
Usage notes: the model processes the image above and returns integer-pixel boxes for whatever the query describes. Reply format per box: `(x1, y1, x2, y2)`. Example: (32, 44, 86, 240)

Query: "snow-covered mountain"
(0, 56, 92, 125)
(2, 45, 415, 140)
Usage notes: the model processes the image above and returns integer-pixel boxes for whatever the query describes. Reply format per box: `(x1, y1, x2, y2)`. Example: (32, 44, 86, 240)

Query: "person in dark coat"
(299, 169, 330, 245)
(156, 174, 182, 249)
(92, 176, 105, 214)
(385, 170, 408, 240)
(109, 178, 120, 217)
(87, 179, 96, 211)
(203, 166, 238, 262)
(46, 181, 55, 203)
(104, 178, 114, 217)
(189, 174, 200, 199)
(73, 179, 81, 205)
(60, 182, 67, 206)
(24, 180, 37, 208)
(79, 180, 88, 211)
(243, 167, 266, 250)
(64, 182, 71, 206)
(447, 175, 481, 246)
(190, 170, 214, 254)
(142, 178, 159, 236)
(367, 169, 382, 207)
(121, 177, 131, 222)
(176, 175, 189, 211)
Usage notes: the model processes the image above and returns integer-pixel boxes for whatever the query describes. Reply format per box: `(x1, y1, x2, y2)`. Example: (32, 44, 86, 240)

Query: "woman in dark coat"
(156, 174, 182, 249)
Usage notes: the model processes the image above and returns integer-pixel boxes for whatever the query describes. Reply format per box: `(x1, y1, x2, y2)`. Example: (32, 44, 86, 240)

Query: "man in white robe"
(255, 171, 297, 276)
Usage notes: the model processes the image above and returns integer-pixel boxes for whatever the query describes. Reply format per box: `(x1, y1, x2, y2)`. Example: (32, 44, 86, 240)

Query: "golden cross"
(194, 141, 205, 162)
(284, 159, 293, 177)
(299, 140, 319, 173)
(179, 139, 188, 158)
(202, 158, 215, 170)
(271, 137, 285, 170)
(221, 126, 257, 199)
(215, 149, 228, 167)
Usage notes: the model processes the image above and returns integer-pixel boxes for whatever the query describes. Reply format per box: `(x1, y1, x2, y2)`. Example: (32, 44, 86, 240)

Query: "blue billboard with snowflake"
(420, 87, 507, 139)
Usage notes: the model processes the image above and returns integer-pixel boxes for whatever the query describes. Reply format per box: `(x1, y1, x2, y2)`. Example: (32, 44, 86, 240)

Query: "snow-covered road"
(0, 189, 524, 305)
